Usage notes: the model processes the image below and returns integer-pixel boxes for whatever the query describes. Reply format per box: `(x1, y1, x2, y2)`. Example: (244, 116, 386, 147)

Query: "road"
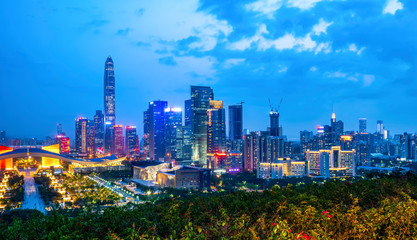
(86, 175, 142, 204)
(20, 170, 46, 214)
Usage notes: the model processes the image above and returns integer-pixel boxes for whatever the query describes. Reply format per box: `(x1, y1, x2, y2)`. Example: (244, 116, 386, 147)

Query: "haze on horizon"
(1, 0, 416, 140)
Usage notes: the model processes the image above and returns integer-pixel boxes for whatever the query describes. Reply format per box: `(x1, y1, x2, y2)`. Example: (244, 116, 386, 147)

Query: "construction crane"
(268, 98, 283, 113)
(237, 101, 245, 105)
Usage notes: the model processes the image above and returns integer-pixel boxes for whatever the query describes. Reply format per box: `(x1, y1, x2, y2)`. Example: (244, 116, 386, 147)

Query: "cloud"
(135, 8, 145, 16)
(326, 71, 375, 87)
(312, 19, 333, 36)
(287, 0, 325, 10)
(246, 0, 283, 18)
(383, 0, 403, 15)
(223, 58, 245, 68)
(228, 21, 332, 54)
(158, 56, 177, 66)
(115, 28, 131, 36)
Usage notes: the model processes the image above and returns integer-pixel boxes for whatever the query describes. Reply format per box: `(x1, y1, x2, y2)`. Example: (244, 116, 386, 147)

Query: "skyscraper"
(94, 110, 105, 154)
(229, 104, 243, 140)
(164, 107, 182, 161)
(104, 56, 116, 153)
(144, 101, 168, 160)
(377, 120, 384, 134)
(270, 111, 279, 137)
(0, 131, 5, 146)
(57, 124, 63, 136)
(125, 126, 138, 157)
(184, 99, 192, 127)
(191, 86, 213, 166)
(243, 132, 259, 172)
(207, 100, 226, 154)
(75, 117, 94, 155)
(112, 125, 124, 157)
(359, 118, 367, 133)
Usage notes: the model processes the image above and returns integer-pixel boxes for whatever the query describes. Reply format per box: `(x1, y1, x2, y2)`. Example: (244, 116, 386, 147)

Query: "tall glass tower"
(104, 56, 115, 154)
(191, 86, 213, 167)
(104, 56, 116, 125)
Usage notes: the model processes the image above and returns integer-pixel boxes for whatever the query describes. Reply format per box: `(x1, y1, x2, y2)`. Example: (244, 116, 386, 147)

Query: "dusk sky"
(1, 0, 416, 140)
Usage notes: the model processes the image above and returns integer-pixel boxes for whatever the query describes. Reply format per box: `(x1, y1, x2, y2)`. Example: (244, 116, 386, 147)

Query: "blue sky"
(1, 0, 416, 140)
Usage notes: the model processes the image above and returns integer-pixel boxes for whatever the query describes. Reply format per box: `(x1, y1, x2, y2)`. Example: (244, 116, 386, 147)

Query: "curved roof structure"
(0, 148, 125, 165)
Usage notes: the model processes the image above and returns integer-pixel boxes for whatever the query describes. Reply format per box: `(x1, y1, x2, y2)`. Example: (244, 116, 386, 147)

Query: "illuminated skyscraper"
(164, 107, 182, 161)
(94, 110, 105, 154)
(75, 117, 94, 155)
(112, 125, 124, 157)
(191, 86, 213, 166)
(184, 99, 192, 127)
(125, 126, 138, 157)
(243, 132, 259, 172)
(104, 56, 116, 153)
(207, 100, 226, 154)
(144, 101, 168, 160)
(229, 104, 243, 140)
(359, 118, 367, 133)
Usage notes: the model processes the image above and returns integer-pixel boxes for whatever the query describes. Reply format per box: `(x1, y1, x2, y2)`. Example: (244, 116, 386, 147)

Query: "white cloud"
(347, 44, 366, 55)
(312, 19, 333, 35)
(228, 20, 332, 54)
(246, 0, 283, 18)
(363, 74, 375, 86)
(278, 65, 288, 72)
(326, 71, 375, 86)
(383, 0, 403, 15)
(223, 58, 246, 68)
(310, 66, 318, 72)
(287, 0, 325, 10)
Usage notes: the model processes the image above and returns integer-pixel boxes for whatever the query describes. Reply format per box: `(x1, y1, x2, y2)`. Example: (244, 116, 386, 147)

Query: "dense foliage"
(34, 176, 60, 204)
(1, 173, 417, 239)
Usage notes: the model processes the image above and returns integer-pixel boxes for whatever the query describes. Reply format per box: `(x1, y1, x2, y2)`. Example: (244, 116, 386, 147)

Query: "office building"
(125, 126, 138, 157)
(57, 136, 70, 155)
(57, 124, 63, 136)
(164, 107, 182, 161)
(207, 100, 226, 154)
(191, 86, 213, 166)
(229, 104, 243, 140)
(377, 120, 384, 134)
(75, 117, 94, 155)
(307, 146, 356, 178)
(112, 125, 124, 157)
(359, 118, 367, 133)
(94, 110, 105, 154)
(144, 101, 168, 160)
(184, 99, 192, 127)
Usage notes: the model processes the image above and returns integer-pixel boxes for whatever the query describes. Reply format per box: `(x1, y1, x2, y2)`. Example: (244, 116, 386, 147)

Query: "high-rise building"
(229, 104, 243, 140)
(184, 99, 192, 127)
(104, 56, 116, 153)
(104, 122, 113, 154)
(191, 86, 213, 166)
(125, 126, 138, 157)
(377, 120, 384, 134)
(57, 124, 63, 136)
(75, 117, 94, 155)
(144, 101, 168, 160)
(112, 125, 124, 157)
(94, 110, 105, 155)
(359, 118, 367, 133)
(164, 107, 182, 161)
(56, 135, 70, 154)
(0, 131, 5, 145)
(243, 132, 259, 172)
(270, 110, 279, 137)
(207, 100, 226, 154)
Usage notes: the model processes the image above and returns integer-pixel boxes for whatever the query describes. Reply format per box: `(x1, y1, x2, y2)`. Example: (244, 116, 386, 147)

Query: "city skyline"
(1, 0, 417, 139)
